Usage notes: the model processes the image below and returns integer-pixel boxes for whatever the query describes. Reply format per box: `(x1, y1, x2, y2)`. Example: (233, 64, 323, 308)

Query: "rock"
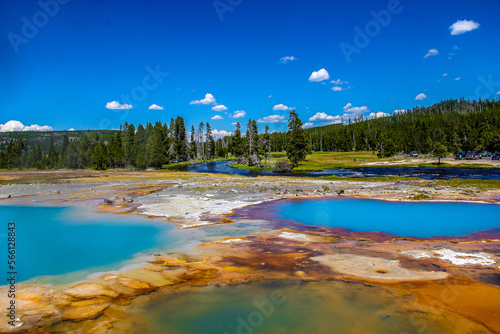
(63, 283, 119, 299)
(122, 197, 134, 203)
(61, 298, 110, 321)
(272, 159, 293, 173)
(103, 198, 115, 205)
(337, 189, 345, 196)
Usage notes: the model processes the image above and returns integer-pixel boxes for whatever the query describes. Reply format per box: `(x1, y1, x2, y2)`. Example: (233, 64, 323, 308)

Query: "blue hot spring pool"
(274, 198, 500, 238)
(0, 205, 176, 282)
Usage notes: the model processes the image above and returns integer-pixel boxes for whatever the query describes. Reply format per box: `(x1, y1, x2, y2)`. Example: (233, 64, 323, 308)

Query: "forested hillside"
(0, 98, 499, 170)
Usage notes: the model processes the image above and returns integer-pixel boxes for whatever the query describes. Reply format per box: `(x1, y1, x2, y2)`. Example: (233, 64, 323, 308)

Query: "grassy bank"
(232, 152, 499, 172)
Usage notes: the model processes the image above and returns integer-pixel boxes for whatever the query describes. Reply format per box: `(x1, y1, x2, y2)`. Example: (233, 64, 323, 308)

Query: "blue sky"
(1, 0, 500, 135)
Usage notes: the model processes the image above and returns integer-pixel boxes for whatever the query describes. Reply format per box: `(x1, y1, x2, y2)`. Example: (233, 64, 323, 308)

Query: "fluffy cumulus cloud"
(273, 104, 293, 111)
(190, 93, 216, 105)
(343, 105, 369, 114)
(331, 79, 344, 85)
(105, 101, 133, 109)
(415, 93, 427, 101)
(424, 48, 439, 58)
(68, 128, 75, 131)
(302, 122, 314, 128)
(332, 86, 345, 91)
(212, 129, 232, 138)
(229, 110, 246, 118)
(309, 68, 330, 82)
(211, 115, 223, 120)
(309, 112, 340, 122)
(212, 104, 228, 112)
(368, 111, 390, 119)
(280, 56, 298, 64)
(0, 120, 54, 132)
(450, 19, 480, 35)
(148, 104, 164, 110)
(394, 109, 406, 114)
(257, 115, 286, 123)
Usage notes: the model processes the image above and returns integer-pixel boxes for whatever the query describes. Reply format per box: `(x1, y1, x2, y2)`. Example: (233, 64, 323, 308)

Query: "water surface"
(137, 280, 475, 334)
(275, 198, 500, 238)
(0, 205, 176, 282)
(177, 161, 500, 180)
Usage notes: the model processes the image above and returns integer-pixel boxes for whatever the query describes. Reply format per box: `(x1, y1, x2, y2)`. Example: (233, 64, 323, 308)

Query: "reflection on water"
(136, 280, 476, 334)
(177, 161, 500, 180)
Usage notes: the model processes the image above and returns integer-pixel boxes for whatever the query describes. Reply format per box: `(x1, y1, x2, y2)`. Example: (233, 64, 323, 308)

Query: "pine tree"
(198, 122, 204, 160)
(174, 116, 188, 161)
(47, 138, 58, 169)
(286, 110, 308, 166)
(233, 122, 243, 157)
(150, 122, 167, 168)
(190, 125, 197, 160)
(263, 125, 271, 167)
(125, 123, 136, 167)
(91, 142, 107, 170)
(206, 122, 213, 160)
(113, 131, 125, 167)
(66, 142, 80, 169)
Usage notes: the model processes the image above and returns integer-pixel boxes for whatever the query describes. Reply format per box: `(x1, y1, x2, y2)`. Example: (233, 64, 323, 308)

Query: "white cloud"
(280, 56, 298, 64)
(303, 122, 314, 128)
(344, 105, 369, 114)
(415, 93, 427, 101)
(450, 19, 480, 35)
(148, 104, 164, 110)
(331, 79, 344, 85)
(496, 91, 500, 95)
(68, 128, 75, 131)
(424, 48, 439, 58)
(332, 86, 344, 91)
(443, 73, 448, 76)
(454, 77, 461, 81)
(368, 111, 390, 119)
(190, 93, 216, 105)
(268, 95, 274, 98)
(212, 129, 232, 138)
(309, 112, 341, 122)
(394, 109, 406, 114)
(105, 101, 133, 109)
(273, 104, 293, 111)
(257, 115, 286, 123)
(229, 110, 246, 118)
(211, 115, 223, 120)
(309, 68, 330, 82)
(0, 120, 54, 132)
(212, 104, 228, 112)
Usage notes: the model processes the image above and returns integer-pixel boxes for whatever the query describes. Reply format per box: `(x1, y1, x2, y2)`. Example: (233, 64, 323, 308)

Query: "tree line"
(1, 98, 498, 170)
(0, 110, 308, 170)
